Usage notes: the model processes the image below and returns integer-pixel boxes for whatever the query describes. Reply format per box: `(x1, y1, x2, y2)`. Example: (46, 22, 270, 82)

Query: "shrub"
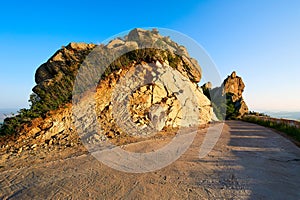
(242, 115, 300, 142)
(202, 88, 237, 120)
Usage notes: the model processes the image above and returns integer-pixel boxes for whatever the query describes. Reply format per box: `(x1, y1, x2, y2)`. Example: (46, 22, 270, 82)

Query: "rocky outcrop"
(35, 43, 96, 84)
(223, 72, 245, 102)
(30, 28, 202, 115)
(223, 71, 249, 118)
(202, 71, 248, 119)
(33, 43, 96, 110)
(105, 28, 202, 82)
(91, 61, 212, 140)
(0, 28, 213, 151)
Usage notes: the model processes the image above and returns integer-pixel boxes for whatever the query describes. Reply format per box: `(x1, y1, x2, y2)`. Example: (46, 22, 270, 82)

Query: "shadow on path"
(226, 120, 300, 199)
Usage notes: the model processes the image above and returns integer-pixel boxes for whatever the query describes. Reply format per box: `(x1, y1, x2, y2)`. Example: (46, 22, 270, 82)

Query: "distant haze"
(0, 109, 18, 123)
(263, 111, 300, 121)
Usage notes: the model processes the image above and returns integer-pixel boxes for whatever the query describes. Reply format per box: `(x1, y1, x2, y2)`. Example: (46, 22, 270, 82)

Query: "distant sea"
(264, 111, 300, 121)
(0, 108, 19, 124)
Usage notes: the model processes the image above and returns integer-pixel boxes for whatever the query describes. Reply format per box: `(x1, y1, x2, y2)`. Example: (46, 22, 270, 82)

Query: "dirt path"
(1, 121, 300, 199)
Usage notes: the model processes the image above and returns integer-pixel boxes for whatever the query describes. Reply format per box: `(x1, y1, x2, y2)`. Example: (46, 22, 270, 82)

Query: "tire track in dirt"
(0, 121, 299, 199)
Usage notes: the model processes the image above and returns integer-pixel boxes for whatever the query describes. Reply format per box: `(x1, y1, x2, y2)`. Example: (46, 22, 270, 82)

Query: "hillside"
(0, 28, 250, 165)
(0, 28, 217, 155)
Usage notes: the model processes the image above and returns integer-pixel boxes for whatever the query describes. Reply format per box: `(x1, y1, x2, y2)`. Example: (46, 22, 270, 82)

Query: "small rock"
(106, 39, 125, 49)
(107, 132, 115, 138)
(18, 147, 23, 154)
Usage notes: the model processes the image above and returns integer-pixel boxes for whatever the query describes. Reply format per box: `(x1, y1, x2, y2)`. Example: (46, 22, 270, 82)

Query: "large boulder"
(33, 28, 203, 112)
(1, 28, 214, 142)
(35, 42, 96, 84)
(223, 71, 245, 102)
(33, 42, 96, 111)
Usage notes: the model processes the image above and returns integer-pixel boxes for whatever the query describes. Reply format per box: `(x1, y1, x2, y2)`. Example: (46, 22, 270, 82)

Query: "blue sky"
(0, 0, 299, 112)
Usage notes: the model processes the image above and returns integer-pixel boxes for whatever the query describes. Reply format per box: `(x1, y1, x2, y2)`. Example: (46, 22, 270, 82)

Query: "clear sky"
(0, 0, 299, 112)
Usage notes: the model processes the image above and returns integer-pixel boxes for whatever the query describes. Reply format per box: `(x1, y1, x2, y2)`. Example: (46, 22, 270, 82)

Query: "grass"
(242, 115, 300, 143)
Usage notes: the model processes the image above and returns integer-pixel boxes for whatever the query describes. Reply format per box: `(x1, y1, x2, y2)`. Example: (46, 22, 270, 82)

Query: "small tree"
(29, 93, 41, 107)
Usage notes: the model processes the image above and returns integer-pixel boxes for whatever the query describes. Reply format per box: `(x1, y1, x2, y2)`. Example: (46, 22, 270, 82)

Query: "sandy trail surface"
(0, 121, 300, 199)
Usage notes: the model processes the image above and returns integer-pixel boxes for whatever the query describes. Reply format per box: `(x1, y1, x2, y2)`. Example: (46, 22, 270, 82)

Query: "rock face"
(91, 61, 212, 140)
(0, 28, 213, 147)
(223, 71, 245, 102)
(0, 104, 80, 155)
(105, 28, 202, 83)
(223, 71, 249, 118)
(33, 43, 96, 109)
(35, 43, 96, 84)
(203, 71, 248, 119)
(30, 28, 202, 115)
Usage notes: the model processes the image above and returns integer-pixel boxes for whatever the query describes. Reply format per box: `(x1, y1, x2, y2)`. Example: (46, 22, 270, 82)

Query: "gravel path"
(0, 121, 299, 199)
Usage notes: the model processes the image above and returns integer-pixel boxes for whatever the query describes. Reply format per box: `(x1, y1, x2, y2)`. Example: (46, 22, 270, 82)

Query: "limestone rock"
(149, 104, 166, 131)
(124, 41, 139, 50)
(107, 39, 125, 49)
(32, 28, 203, 117)
(204, 71, 249, 119)
(223, 71, 249, 118)
(223, 71, 245, 102)
(112, 62, 212, 133)
(152, 84, 167, 104)
(35, 43, 96, 84)
(125, 28, 202, 83)
(0, 28, 215, 150)
(33, 42, 96, 110)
